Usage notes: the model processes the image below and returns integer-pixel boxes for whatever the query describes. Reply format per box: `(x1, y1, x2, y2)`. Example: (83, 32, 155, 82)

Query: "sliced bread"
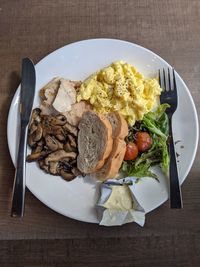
(106, 111, 128, 139)
(94, 138, 126, 181)
(94, 111, 128, 180)
(77, 111, 113, 174)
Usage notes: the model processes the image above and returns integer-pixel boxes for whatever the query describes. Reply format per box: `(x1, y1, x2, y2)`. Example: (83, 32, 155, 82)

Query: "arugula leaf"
(145, 103, 170, 121)
(159, 112, 169, 136)
(142, 103, 170, 140)
(122, 161, 158, 180)
(122, 104, 170, 180)
(160, 137, 170, 176)
(142, 116, 167, 140)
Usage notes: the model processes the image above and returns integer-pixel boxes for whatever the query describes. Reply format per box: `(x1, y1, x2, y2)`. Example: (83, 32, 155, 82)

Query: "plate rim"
(7, 38, 199, 223)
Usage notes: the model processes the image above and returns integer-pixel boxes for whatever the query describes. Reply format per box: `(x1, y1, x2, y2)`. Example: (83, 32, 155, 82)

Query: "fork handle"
(168, 117, 183, 209)
(11, 122, 27, 217)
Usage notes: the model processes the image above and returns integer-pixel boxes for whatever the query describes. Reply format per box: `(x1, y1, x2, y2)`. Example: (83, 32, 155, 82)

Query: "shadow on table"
(0, 71, 21, 212)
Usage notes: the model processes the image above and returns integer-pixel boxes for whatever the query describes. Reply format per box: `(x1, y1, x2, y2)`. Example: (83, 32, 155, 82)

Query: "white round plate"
(7, 39, 199, 223)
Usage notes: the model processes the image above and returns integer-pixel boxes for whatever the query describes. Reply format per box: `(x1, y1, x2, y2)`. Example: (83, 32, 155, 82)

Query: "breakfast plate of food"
(7, 39, 199, 224)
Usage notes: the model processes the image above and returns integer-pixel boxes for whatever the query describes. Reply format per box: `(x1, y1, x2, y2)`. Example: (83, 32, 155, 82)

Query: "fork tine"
(168, 68, 171, 91)
(163, 68, 166, 90)
(158, 69, 161, 87)
(173, 68, 177, 92)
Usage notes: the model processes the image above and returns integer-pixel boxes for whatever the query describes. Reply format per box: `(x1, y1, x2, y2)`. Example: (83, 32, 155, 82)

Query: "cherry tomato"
(135, 132, 152, 152)
(124, 143, 139, 161)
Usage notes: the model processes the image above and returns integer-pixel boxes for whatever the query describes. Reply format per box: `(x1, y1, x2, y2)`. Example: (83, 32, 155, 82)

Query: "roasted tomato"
(135, 132, 152, 152)
(124, 143, 139, 161)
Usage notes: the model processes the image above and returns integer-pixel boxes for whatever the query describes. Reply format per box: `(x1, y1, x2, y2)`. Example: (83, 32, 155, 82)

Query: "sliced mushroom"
(28, 122, 38, 135)
(50, 114, 67, 126)
(45, 135, 63, 151)
(42, 115, 51, 128)
(42, 114, 66, 126)
(27, 134, 37, 148)
(60, 157, 72, 163)
(68, 134, 77, 148)
(70, 159, 77, 166)
(60, 169, 75, 181)
(56, 139, 64, 149)
(32, 123, 43, 142)
(45, 150, 77, 164)
(38, 160, 49, 172)
(27, 150, 50, 162)
(52, 126, 66, 141)
(71, 167, 82, 176)
(30, 108, 41, 125)
(42, 124, 52, 138)
(45, 135, 57, 151)
(63, 142, 77, 152)
(63, 122, 78, 137)
(32, 140, 44, 153)
(27, 108, 79, 181)
(63, 142, 71, 152)
(49, 161, 60, 175)
(59, 160, 72, 171)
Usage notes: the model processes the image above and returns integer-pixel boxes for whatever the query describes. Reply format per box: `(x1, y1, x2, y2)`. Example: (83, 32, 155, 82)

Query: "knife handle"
(11, 123, 28, 217)
(169, 117, 183, 209)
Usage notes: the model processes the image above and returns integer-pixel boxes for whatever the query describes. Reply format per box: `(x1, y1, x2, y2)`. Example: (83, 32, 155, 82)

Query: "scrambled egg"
(77, 61, 161, 125)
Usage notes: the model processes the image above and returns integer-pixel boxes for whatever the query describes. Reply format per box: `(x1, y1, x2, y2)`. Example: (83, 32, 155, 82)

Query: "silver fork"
(159, 68, 183, 208)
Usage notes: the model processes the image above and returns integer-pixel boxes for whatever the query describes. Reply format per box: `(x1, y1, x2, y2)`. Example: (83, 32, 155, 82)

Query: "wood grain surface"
(0, 0, 200, 266)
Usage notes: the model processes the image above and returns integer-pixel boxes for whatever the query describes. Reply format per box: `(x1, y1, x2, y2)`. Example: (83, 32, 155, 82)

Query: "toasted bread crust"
(117, 112, 129, 139)
(107, 111, 128, 139)
(94, 112, 128, 180)
(95, 139, 126, 180)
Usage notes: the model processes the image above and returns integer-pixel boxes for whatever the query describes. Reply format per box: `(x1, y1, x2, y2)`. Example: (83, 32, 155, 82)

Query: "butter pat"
(97, 178, 146, 227)
(104, 185, 134, 211)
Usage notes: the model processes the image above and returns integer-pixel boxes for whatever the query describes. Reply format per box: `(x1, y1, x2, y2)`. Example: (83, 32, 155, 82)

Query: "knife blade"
(11, 58, 36, 217)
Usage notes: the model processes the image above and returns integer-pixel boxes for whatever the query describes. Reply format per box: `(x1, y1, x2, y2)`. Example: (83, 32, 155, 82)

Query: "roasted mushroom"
(63, 122, 78, 137)
(45, 150, 77, 165)
(28, 116, 43, 147)
(27, 108, 79, 182)
(30, 108, 41, 125)
(27, 134, 37, 148)
(32, 140, 44, 153)
(27, 150, 50, 162)
(32, 123, 43, 142)
(50, 114, 67, 126)
(71, 167, 81, 176)
(29, 122, 38, 135)
(38, 160, 49, 173)
(70, 159, 77, 166)
(45, 135, 63, 151)
(49, 161, 60, 175)
(63, 142, 77, 152)
(52, 126, 66, 141)
(60, 169, 75, 181)
(68, 134, 77, 148)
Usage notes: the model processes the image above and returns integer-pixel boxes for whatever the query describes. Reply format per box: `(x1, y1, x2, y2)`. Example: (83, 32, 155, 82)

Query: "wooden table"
(0, 0, 199, 266)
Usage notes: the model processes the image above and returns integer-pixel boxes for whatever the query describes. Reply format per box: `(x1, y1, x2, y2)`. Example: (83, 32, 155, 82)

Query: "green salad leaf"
(142, 103, 170, 140)
(122, 161, 159, 180)
(122, 103, 170, 180)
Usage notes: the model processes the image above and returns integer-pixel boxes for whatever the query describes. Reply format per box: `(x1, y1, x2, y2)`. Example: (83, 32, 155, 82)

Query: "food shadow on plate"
(7, 72, 21, 166)
(81, 173, 100, 186)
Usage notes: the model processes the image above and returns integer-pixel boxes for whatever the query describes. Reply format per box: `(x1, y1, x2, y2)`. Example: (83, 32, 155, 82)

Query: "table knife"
(11, 58, 36, 217)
